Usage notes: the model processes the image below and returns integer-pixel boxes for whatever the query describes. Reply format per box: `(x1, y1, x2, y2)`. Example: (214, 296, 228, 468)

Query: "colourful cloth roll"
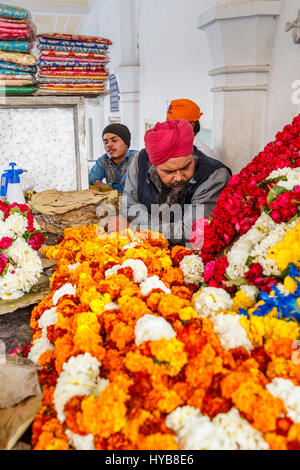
(39, 55, 109, 64)
(39, 83, 105, 90)
(0, 78, 35, 85)
(0, 85, 37, 94)
(38, 76, 104, 85)
(39, 72, 108, 79)
(38, 32, 112, 45)
(0, 72, 34, 79)
(38, 59, 108, 68)
(0, 60, 35, 72)
(0, 20, 27, 29)
(38, 65, 106, 73)
(0, 51, 36, 65)
(0, 40, 30, 52)
(0, 4, 29, 19)
(40, 49, 107, 60)
(37, 39, 108, 53)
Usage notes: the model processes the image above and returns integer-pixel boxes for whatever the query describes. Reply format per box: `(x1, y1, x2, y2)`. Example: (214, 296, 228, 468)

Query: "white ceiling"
(7, 0, 96, 34)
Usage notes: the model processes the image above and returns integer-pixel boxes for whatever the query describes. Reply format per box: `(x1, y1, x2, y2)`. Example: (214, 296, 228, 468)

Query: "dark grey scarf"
(148, 165, 188, 206)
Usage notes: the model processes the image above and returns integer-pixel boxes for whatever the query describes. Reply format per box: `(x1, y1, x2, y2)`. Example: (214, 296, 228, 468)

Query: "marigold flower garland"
(28, 224, 300, 451)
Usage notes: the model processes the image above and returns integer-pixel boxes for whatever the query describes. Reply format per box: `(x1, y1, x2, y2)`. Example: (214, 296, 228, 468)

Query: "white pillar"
(198, 0, 281, 174)
(116, 0, 140, 150)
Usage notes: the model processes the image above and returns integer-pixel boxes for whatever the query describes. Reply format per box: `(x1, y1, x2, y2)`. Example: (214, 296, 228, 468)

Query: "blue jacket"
(88, 150, 138, 193)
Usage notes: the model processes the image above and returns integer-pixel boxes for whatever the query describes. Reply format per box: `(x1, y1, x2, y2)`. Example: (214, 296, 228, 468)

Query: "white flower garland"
(166, 406, 269, 450)
(135, 314, 176, 346)
(0, 237, 43, 300)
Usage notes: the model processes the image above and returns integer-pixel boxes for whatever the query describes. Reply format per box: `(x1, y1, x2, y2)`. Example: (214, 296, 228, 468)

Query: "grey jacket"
(120, 151, 231, 246)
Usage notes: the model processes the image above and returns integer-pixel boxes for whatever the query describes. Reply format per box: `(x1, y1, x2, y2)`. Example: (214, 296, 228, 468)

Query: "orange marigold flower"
(64, 396, 86, 436)
(79, 375, 132, 438)
(157, 294, 190, 319)
(266, 357, 290, 380)
(138, 433, 179, 450)
(231, 381, 286, 433)
(118, 295, 151, 324)
(161, 267, 184, 286)
(265, 338, 294, 359)
(171, 285, 193, 301)
(73, 325, 106, 363)
(54, 334, 74, 375)
(170, 245, 193, 266)
(185, 343, 223, 390)
(264, 433, 288, 450)
(110, 321, 135, 350)
(122, 409, 153, 445)
(37, 350, 56, 368)
(187, 388, 206, 409)
(287, 423, 300, 445)
(34, 418, 70, 450)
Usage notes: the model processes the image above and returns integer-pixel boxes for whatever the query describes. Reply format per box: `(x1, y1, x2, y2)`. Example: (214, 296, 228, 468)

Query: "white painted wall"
(80, 0, 300, 170)
(137, 0, 214, 146)
(80, 0, 216, 158)
(265, 0, 300, 144)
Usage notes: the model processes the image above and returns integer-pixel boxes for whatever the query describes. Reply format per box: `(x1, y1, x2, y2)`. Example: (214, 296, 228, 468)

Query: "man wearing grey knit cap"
(88, 123, 138, 193)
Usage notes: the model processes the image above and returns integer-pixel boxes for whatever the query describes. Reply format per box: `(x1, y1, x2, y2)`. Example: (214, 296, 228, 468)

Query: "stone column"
(198, 0, 281, 174)
(116, 0, 140, 150)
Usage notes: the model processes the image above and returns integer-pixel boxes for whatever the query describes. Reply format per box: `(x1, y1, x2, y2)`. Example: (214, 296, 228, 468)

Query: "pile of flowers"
(190, 114, 300, 263)
(0, 201, 45, 300)
(191, 116, 300, 295)
(28, 224, 300, 450)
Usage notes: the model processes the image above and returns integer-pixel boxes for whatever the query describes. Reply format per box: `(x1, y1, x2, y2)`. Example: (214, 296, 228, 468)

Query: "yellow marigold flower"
(90, 293, 112, 316)
(240, 315, 300, 349)
(266, 357, 290, 380)
(150, 337, 188, 377)
(76, 311, 99, 332)
(178, 306, 197, 321)
(232, 290, 256, 312)
(284, 276, 297, 294)
(73, 325, 105, 362)
(138, 433, 179, 451)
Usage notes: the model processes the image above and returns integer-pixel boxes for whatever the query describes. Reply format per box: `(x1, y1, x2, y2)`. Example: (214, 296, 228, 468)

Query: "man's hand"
(107, 215, 130, 234)
(93, 180, 107, 188)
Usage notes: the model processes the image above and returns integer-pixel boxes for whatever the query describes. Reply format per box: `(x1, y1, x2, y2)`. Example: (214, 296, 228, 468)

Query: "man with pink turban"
(112, 119, 231, 246)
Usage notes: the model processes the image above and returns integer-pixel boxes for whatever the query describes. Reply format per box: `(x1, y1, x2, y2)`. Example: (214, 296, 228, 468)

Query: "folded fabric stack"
(36, 32, 112, 95)
(0, 3, 37, 95)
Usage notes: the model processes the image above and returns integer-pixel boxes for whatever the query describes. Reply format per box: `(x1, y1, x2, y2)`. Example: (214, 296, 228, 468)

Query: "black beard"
(149, 166, 188, 206)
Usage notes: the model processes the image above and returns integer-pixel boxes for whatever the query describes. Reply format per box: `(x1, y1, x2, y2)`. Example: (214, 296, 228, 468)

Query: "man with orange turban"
(167, 98, 214, 158)
(110, 119, 231, 246)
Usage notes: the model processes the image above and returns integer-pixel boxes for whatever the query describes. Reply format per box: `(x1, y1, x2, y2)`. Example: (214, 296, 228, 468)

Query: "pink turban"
(144, 119, 194, 166)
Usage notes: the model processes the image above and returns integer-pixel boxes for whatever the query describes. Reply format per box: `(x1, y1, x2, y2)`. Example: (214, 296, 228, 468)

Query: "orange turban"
(144, 119, 194, 166)
(166, 99, 203, 122)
